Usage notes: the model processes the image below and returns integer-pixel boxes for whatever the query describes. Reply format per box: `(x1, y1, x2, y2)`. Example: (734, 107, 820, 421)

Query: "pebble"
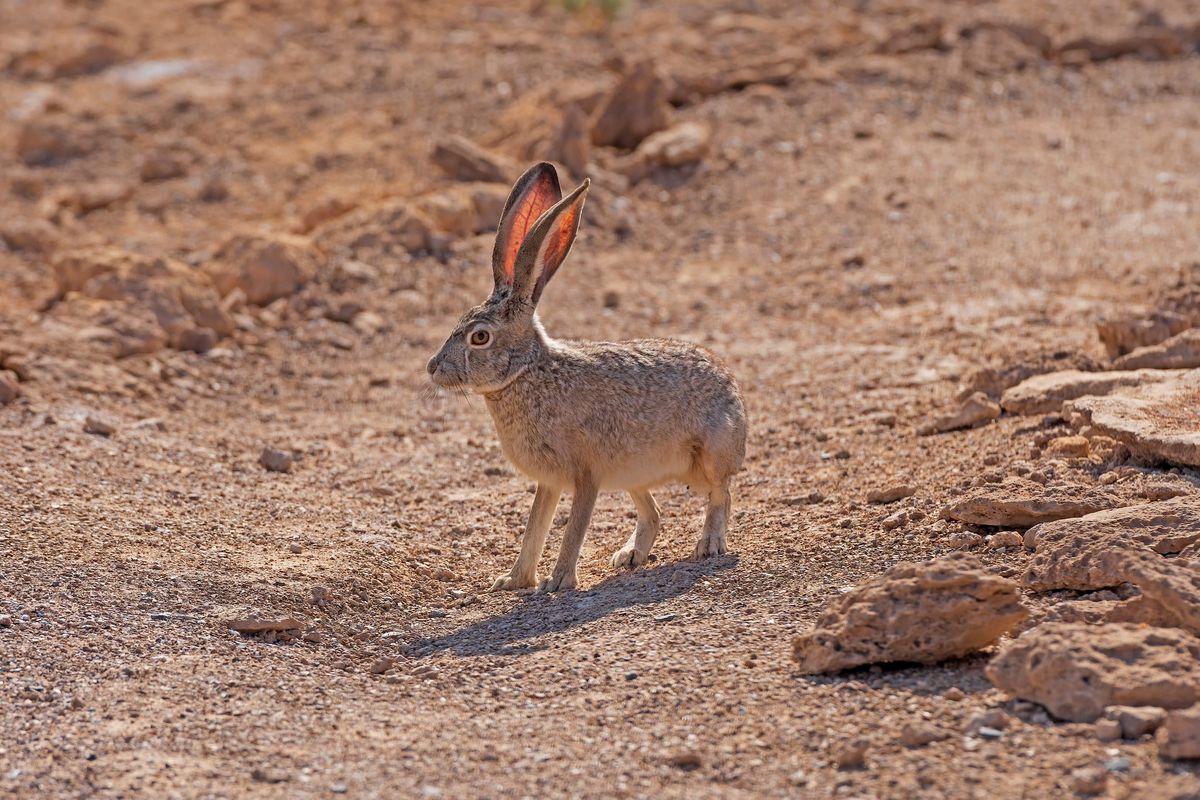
(0, 615, 11, 628)
(83, 416, 116, 436)
(288, 543, 303, 554)
(625, 671, 638, 681)
(368, 657, 394, 675)
(867, 483, 916, 504)
(833, 739, 869, 769)
(947, 531, 983, 550)
(1094, 719, 1121, 742)
(1103, 756, 1131, 773)
(1069, 766, 1107, 795)
(977, 727, 1003, 741)
(943, 687, 965, 701)
(260, 447, 294, 473)
(986, 531, 1024, 550)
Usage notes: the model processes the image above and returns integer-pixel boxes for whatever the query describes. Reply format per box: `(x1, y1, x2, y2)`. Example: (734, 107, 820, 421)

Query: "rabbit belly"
(597, 451, 693, 492)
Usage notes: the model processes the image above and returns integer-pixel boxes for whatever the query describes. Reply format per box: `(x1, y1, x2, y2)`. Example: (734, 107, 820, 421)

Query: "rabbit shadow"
(406, 555, 738, 658)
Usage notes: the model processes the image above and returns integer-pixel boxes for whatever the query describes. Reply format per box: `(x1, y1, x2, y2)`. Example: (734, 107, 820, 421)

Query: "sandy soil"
(3, 1, 1200, 797)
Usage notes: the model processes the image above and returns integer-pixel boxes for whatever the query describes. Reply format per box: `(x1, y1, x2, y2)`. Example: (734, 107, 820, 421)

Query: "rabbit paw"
(693, 533, 727, 560)
(538, 572, 577, 593)
(490, 573, 536, 592)
(611, 544, 648, 569)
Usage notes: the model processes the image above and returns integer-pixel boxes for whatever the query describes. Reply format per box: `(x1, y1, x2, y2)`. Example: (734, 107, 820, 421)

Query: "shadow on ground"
(407, 555, 738, 657)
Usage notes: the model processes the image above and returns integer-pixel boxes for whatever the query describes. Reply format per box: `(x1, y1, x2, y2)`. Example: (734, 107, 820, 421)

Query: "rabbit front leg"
(490, 483, 561, 591)
(539, 476, 598, 592)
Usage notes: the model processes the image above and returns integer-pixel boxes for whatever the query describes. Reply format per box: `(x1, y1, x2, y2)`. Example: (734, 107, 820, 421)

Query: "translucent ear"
(510, 179, 589, 306)
(491, 163, 562, 292)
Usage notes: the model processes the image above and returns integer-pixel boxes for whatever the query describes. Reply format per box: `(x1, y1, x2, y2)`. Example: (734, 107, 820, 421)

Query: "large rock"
(1114, 328, 1200, 370)
(313, 201, 433, 257)
(1157, 706, 1200, 760)
(412, 183, 509, 238)
(431, 135, 518, 183)
(1097, 311, 1195, 358)
(207, 233, 321, 306)
(53, 246, 234, 352)
(792, 553, 1027, 674)
(1001, 369, 1185, 415)
(1024, 496, 1200, 554)
(589, 60, 671, 149)
(1070, 369, 1200, 467)
(1024, 534, 1158, 592)
(986, 623, 1200, 722)
(940, 478, 1120, 527)
(617, 121, 711, 182)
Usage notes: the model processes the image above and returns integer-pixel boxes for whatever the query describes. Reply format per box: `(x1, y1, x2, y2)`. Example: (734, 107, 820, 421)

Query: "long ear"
(510, 178, 589, 306)
(491, 162, 562, 292)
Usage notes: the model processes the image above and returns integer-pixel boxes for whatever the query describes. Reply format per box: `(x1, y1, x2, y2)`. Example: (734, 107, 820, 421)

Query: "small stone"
(986, 531, 1024, 550)
(1093, 718, 1121, 742)
(881, 510, 908, 530)
(868, 484, 916, 504)
(965, 708, 1011, 733)
(1157, 706, 1200, 760)
(368, 657, 394, 675)
(288, 543, 303, 554)
(625, 671, 638, 681)
(1102, 756, 1131, 773)
(140, 151, 187, 182)
(1106, 705, 1167, 739)
(918, 392, 1000, 435)
(602, 290, 620, 309)
(260, 447, 294, 473)
(665, 749, 702, 770)
(947, 532, 984, 550)
(227, 617, 303, 635)
(1045, 435, 1090, 459)
(1069, 766, 1107, 796)
(943, 687, 965, 701)
(898, 722, 948, 748)
(833, 739, 869, 769)
(430, 567, 458, 582)
(0, 615, 11, 627)
(0, 371, 20, 405)
(83, 416, 115, 436)
(976, 726, 1003, 741)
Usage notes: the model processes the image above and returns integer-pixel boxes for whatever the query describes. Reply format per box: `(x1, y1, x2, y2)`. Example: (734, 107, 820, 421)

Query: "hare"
(427, 163, 747, 592)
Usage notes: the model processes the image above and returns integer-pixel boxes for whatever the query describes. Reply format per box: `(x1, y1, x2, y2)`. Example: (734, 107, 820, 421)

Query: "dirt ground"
(3, 0, 1200, 798)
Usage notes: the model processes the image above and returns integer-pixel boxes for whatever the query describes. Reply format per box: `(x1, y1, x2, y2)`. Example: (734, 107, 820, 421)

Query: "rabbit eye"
(468, 329, 491, 347)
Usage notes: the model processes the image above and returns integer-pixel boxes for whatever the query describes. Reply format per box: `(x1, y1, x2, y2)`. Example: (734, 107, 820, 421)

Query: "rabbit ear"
(492, 162, 562, 292)
(511, 178, 589, 306)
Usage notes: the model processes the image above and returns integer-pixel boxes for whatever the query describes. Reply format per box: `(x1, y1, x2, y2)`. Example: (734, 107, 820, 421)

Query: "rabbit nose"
(426, 355, 440, 375)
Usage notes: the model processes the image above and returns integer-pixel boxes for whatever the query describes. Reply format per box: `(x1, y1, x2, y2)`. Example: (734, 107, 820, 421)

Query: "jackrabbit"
(427, 163, 747, 591)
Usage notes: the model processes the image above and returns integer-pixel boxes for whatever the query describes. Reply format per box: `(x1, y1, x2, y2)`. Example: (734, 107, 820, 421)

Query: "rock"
(413, 183, 509, 238)
(985, 623, 1200, 722)
(368, 657, 394, 675)
(1025, 496, 1200, 554)
(298, 196, 357, 234)
(431, 135, 518, 183)
(1070, 369, 1200, 467)
(1156, 706, 1200, 760)
(617, 121, 711, 182)
(589, 60, 671, 149)
(0, 371, 19, 405)
(1114, 328, 1200, 370)
(1058, 31, 1186, 65)
(490, 78, 609, 162)
(83, 416, 115, 436)
(1001, 369, 1185, 415)
(65, 297, 168, 358)
(0, 219, 60, 254)
(986, 531, 1024, 550)
(917, 392, 999, 435)
(198, 174, 229, 202)
(1069, 766, 1108, 796)
(260, 447, 294, 473)
(1093, 719, 1122, 742)
(175, 327, 218, 354)
(898, 721, 948, 748)
(960, 24, 1049, 75)
(51, 36, 127, 77)
(314, 201, 433, 257)
(792, 553, 1028, 674)
(140, 151, 188, 182)
(947, 531, 983, 550)
(877, 19, 945, 54)
(207, 234, 320, 306)
(881, 509, 909, 530)
(1045, 435, 1090, 458)
(956, 354, 1103, 402)
(53, 180, 133, 215)
(16, 118, 93, 166)
(941, 478, 1119, 527)
(868, 484, 916, 504)
(227, 617, 303, 634)
(549, 104, 591, 178)
(665, 749, 703, 771)
(53, 246, 234, 348)
(832, 738, 869, 769)
(1097, 311, 1195, 358)
(1106, 705, 1167, 739)
(669, 56, 803, 103)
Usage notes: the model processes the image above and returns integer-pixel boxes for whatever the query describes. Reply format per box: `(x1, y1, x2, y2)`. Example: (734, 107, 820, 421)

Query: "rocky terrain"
(3, 0, 1200, 797)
